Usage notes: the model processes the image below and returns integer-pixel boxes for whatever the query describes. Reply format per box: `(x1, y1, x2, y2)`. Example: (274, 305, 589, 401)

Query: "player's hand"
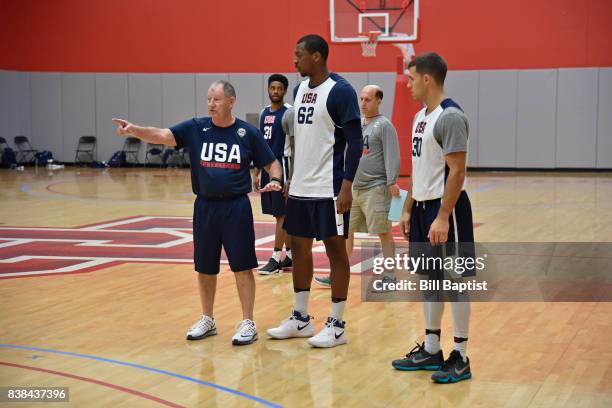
(252, 176, 260, 193)
(260, 181, 282, 193)
(283, 179, 291, 198)
(428, 217, 449, 245)
(112, 118, 133, 136)
(400, 211, 411, 239)
(388, 183, 401, 197)
(336, 180, 353, 213)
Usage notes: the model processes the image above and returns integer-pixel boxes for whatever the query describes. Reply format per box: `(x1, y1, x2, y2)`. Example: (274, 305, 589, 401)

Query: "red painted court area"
(0, 216, 418, 279)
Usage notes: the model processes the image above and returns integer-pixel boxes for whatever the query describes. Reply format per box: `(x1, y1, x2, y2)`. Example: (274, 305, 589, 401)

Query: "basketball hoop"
(360, 31, 380, 57)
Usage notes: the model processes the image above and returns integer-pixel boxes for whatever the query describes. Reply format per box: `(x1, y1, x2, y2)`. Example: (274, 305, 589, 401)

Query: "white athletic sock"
(294, 291, 310, 315)
(451, 301, 471, 362)
(424, 302, 444, 354)
(425, 332, 441, 354)
(330, 300, 346, 321)
(272, 250, 281, 262)
(453, 339, 468, 362)
(285, 249, 292, 260)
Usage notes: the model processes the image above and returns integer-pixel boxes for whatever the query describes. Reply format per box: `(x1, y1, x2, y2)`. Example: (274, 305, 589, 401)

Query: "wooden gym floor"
(1, 167, 611, 407)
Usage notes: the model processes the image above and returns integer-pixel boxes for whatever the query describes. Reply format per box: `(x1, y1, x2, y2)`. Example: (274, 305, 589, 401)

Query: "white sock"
(425, 332, 441, 354)
(424, 302, 444, 330)
(453, 339, 468, 362)
(294, 291, 310, 315)
(330, 300, 346, 321)
(285, 249, 292, 260)
(424, 301, 444, 354)
(272, 250, 281, 262)
(451, 302, 470, 338)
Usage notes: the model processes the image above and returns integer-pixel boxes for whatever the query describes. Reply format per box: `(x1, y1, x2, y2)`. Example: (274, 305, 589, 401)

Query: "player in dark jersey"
(112, 80, 282, 346)
(252, 74, 294, 275)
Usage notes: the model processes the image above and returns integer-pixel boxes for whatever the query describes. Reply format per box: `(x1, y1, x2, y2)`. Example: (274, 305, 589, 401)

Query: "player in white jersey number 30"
(392, 52, 475, 384)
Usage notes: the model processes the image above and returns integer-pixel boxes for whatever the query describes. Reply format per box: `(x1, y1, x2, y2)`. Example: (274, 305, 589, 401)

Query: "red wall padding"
(1, 0, 611, 72)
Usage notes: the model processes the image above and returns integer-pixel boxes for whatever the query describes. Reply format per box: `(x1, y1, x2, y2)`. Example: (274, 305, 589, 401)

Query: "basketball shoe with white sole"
(307, 317, 347, 348)
(266, 310, 314, 339)
(232, 319, 258, 345)
(186, 315, 217, 340)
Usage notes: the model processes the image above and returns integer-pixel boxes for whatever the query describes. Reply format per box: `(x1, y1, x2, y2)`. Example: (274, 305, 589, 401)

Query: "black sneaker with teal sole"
(392, 342, 444, 371)
(314, 275, 331, 287)
(431, 350, 472, 383)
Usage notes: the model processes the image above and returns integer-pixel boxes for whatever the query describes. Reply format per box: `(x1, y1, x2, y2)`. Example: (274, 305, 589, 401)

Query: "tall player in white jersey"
(391, 53, 475, 383)
(267, 34, 363, 348)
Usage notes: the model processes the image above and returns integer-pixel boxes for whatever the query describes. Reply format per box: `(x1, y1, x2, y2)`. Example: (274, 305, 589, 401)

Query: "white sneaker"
(232, 319, 258, 345)
(267, 310, 314, 339)
(186, 315, 217, 340)
(307, 317, 347, 348)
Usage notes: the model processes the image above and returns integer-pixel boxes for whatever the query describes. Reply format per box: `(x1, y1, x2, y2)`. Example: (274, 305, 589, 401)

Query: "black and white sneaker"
(258, 258, 282, 275)
(279, 257, 292, 270)
(186, 315, 217, 340)
(392, 342, 444, 371)
(431, 350, 472, 383)
(231, 319, 258, 345)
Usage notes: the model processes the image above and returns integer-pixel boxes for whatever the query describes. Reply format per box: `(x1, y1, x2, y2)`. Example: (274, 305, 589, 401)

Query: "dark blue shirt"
(259, 105, 290, 158)
(170, 117, 276, 197)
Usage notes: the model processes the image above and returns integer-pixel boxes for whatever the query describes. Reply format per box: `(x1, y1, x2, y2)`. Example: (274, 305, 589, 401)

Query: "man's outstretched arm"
(112, 118, 177, 146)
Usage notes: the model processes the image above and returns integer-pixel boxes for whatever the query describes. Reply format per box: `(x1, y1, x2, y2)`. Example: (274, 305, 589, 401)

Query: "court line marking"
(83, 216, 195, 231)
(0, 216, 410, 277)
(0, 361, 184, 407)
(0, 256, 334, 278)
(44, 180, 191, 203)
(0, 344, 282, 408)
(0, 236, 192, 249)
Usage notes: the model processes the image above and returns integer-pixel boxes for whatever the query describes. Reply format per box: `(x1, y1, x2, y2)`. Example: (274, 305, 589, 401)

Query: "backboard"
(330, 0, 419, 43)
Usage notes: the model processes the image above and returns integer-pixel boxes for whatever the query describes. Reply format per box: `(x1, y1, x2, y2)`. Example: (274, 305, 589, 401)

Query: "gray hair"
(209, 80, 236, 98)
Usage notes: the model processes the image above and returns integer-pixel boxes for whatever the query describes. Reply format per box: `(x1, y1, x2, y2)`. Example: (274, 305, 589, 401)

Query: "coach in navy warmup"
(112, 80, 282, 346)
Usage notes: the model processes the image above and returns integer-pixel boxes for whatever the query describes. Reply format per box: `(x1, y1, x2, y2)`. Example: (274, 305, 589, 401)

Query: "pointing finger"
(112, 118, 127, 127)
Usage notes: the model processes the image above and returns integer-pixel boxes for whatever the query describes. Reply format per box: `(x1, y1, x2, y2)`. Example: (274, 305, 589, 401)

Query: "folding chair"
(122, 137, 142, 165)
(165, 147, 189, 168)
(0, 137, 9, 152)
(145, 143, 166, 167)
(74, 136, 97, 164)
(0, 137, 16, 168)
(13, 135, 38, 164)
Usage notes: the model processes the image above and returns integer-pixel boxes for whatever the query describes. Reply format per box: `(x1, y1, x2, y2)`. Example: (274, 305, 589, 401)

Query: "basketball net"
(393, 42, 416, 72)
(360, 31, 380, 57)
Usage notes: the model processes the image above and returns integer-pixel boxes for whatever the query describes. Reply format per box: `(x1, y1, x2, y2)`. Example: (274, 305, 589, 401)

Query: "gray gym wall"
(0, 68, 611, 168)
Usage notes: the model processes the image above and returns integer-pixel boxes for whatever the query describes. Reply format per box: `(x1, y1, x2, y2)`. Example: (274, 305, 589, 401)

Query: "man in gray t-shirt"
(315, 85, 400, 287)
